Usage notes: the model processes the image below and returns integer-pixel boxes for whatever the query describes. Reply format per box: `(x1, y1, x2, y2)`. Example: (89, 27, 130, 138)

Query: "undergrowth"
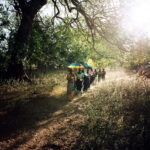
(0, 70, 67, 93)
(74, 79, 150, 150)
(0, 70, 67, 112)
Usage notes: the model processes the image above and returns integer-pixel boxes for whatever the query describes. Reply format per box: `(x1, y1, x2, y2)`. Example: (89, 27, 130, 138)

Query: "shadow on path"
(0, 92, 68, 150)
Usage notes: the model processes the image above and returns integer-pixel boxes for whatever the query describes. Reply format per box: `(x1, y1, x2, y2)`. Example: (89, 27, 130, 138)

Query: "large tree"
(6, 0, 121, 79)
(7, 0, 47, 79)
(6, 0, 92, 79)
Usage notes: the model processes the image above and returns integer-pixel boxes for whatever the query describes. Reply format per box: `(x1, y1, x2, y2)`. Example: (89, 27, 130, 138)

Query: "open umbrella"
(67, 62, 84, 69)
(80, 62, 92, 69)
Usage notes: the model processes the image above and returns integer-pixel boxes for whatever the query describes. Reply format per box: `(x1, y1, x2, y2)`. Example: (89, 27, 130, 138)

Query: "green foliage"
(0, 4, 9, 42)
(89, 40, 122, 68)
(0, 2, 10, 77)
(123, 40, 150, 70)
(123, 53, 150, 70)
(0, 2, 128, 75)
(27, 18, 91, 69)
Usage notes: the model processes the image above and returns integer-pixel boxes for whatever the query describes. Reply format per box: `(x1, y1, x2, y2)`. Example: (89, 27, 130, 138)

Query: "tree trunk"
(7, 0, 47, 79)
(7, 14, 34, 79)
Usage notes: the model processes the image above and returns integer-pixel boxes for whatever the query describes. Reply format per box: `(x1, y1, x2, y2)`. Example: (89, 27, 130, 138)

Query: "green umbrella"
(80, 62, 92, 69)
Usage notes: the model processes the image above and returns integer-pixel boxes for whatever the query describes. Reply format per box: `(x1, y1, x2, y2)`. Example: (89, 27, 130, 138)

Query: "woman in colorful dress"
(89, 68, 94, 84)
(94, 69, 98, 84)
(76, 69, 84, 92)
(83, 69, 90, 91)
(66, 69, 76, 100)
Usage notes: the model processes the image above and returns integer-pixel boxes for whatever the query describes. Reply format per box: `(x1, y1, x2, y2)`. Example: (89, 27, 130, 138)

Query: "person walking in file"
(101, 68, 106, 80)
(66, 69, 76, 100)
(83, 69, 90, 91)
(76, 69, 84, 92)
(98, 68, 102, 82)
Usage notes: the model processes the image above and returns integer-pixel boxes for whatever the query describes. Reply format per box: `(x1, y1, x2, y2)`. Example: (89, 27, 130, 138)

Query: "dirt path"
(0, 70, 133, 150)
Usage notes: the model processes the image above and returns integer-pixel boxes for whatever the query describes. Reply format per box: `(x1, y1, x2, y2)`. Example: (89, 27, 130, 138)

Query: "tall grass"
(0, 70, 67, 112)
(75, 78, 150, 150)
(0, 70, 67, 93)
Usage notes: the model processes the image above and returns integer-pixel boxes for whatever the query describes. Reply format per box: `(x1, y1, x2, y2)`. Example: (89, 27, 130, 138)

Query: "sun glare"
(121, 0, 150, 38)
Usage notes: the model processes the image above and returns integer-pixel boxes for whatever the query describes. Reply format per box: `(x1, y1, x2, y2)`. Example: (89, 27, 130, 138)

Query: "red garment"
(101, 71, 106, 75)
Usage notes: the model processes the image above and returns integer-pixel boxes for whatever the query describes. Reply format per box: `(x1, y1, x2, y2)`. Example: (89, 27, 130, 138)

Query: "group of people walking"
(66, 68, 106, 100)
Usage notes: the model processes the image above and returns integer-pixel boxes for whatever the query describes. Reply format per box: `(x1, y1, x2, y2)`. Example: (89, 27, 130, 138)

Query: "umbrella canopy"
(80, 62, 92, 69)
(67, 62, 84, 69)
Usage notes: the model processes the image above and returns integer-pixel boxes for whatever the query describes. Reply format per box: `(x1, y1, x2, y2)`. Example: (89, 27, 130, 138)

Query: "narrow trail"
(0, 70, 134, 150)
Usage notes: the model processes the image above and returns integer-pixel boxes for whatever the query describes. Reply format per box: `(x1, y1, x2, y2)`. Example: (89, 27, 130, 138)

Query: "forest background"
(1, 0, 150, 79)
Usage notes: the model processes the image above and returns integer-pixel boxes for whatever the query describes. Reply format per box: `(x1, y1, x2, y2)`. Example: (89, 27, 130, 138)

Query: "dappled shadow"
(34, 91, 96, 150)
(1, 74, 143, 150)
(0, 81, 95, 150)
(37, 107, 84, 150)
(70, 96, 150, 150)
(0, 92, 68, 149)
(143, 100, 150, 150)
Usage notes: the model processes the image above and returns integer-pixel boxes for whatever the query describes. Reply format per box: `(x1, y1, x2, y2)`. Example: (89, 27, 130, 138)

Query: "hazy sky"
(40, 4, 54, 17)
